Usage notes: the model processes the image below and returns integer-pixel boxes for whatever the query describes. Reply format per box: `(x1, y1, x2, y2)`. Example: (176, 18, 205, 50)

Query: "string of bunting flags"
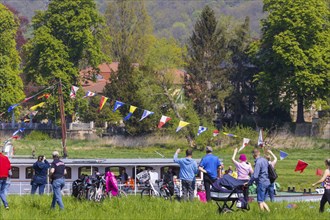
(2, 84, 323, 175)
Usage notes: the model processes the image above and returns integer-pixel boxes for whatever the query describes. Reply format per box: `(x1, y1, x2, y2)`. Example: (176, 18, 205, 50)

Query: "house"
(80, 62, 186, 94)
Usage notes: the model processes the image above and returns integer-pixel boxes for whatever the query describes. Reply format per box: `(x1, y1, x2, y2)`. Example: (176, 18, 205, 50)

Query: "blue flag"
(197, 126, 208, 136)
(113, 101, 125, 112)
(123, 113, 133, 121)
(12, 127, 25, 136)
(139, 110, 154, 121)
(280, 150, 288, 160)
(8, 104, 19, 112)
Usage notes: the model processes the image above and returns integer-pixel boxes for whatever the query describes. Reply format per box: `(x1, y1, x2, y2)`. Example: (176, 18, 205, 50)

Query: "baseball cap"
(52, 151, 59, 157)
(206, 146, 213, 152)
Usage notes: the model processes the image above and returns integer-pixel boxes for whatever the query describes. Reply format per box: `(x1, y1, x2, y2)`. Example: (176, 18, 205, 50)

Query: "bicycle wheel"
(118, 189, 127, 198)
(95, 189, 106, 202)
(160, 187, 172, 201)
(87, 187, 96, 201)
(141, 188, 155, 198)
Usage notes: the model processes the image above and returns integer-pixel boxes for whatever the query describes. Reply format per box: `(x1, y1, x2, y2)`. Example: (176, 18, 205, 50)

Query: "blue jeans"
(266, 182, 275, 202)
(31, 182, 46, 195)
(257, 183, 270, 202)
(4, 180, 10, 196)
(51, 178, 65, 210)
(0, 179, 9, 208)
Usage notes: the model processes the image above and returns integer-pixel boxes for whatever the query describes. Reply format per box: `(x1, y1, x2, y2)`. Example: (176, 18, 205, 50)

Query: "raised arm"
(231, 148, 238, 164)
(312, 169, 329, 186)
(267, 150, 277, 165)
(173, 148, 181, 163)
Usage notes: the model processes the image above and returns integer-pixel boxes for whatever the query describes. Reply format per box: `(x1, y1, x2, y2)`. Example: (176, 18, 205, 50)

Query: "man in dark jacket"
(31, 155, 50, 195)
(50, 151, 66, 210)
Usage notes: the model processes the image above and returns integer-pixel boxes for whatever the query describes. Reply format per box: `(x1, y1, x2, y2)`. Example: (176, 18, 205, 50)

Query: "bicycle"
(87, 174, 107, 202)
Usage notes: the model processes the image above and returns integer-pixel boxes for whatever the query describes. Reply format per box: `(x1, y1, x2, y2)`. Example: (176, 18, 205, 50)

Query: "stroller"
(211, 174, 250, 213)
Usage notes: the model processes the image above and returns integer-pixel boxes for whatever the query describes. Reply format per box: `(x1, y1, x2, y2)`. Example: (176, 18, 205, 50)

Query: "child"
(196, 185, 206, 203)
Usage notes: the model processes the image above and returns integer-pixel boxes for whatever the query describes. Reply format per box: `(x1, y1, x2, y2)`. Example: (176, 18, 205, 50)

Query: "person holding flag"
(312, 159, 330, 213)
(231, 148, 253, 181)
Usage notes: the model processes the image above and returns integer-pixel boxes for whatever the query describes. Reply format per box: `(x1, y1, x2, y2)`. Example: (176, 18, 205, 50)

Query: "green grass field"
(11, 138, 329, 192)
(1, 195, 329, 220)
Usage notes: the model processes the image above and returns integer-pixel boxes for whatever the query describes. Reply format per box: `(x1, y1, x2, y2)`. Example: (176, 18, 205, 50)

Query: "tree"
(141, 37, 200, 147)
(227, 17, 258, 125)
(0, 4, 25, 119)
(254, 0, 330, 123)
(23, 0, 107, 118)
(104, 0, 153, 63)
(185, 6, 232, 123)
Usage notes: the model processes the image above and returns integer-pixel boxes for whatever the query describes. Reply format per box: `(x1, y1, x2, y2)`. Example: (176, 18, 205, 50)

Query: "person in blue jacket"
(174, 148, 198, 201)
(31, 155, 50, 195)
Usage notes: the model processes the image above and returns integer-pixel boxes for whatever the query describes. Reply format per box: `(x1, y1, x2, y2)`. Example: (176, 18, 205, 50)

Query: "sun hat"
(239, 154, 247, 161)
(52, 151, 59, 157)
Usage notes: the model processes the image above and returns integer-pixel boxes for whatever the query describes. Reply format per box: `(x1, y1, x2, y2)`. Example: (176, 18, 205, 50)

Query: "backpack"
(268, 164, 278, 183)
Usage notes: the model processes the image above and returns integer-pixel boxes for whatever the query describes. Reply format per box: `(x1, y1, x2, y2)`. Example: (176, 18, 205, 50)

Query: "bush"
(24, 131, 50, 141)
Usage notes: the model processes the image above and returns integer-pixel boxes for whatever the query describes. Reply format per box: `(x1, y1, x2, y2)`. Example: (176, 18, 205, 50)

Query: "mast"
(58, 79, 67, 158)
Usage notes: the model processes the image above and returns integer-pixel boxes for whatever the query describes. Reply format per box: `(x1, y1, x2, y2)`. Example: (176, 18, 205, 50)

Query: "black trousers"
(203, 173, 216, 202)
(320, 189, 330, 212)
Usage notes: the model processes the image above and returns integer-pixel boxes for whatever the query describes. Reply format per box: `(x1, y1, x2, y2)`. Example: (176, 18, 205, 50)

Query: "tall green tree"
(23, 0, 106, 119)
(254, 0, 330, 123)
(104, 0, 153, 63)
(185, 5, 231, 122)
(0, 4, 25, 118)
(227, 17, 257, 125)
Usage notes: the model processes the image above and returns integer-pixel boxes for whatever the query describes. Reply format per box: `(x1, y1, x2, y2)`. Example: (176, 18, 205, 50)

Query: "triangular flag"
(139, 110, 154, 121)
(83, 91, 96, 98)
(113, 101, 125, 112)
(8, 104, 19, 112)
(29, 102, 45, 111)
(316, 168, 323, 176)
(238, 138, 250, 152)
(70, 85, 79, 99)
(213, 130, 219, 137)
(12, 127, 25, 136)
(176, 121, 190, 132)
(23, 95, 34, 102)
(98, 96, 108, 111)
(223, 132, 237, 138)
(197, 126, 208, 136)
(258, 129, 264, 147)
(124, 105, 137, 121)
(294, 160, 308, 173)
(37, 93, 51, 100)
(158, 115, 171, 128)
(280, 150, 288, 160)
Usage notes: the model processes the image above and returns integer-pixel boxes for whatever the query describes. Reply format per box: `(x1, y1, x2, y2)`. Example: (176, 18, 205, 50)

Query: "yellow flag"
(29, 102, 45, 111)
(129, 105, 137, 113)
(176, 120, 190, 132)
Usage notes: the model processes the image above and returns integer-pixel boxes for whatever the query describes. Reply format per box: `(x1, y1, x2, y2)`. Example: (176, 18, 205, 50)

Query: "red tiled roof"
(80, 62, 186, 94)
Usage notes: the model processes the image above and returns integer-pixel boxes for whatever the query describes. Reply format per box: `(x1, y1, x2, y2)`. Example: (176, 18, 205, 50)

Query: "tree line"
(0, 0, 329, 145)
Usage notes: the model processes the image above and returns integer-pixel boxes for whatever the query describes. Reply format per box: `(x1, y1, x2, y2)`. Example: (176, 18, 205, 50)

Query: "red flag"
(316, 168, 323, 176)
(98, 96, 108, 112)
(294, 160, 308, 173)
(158, 115, 171, 128)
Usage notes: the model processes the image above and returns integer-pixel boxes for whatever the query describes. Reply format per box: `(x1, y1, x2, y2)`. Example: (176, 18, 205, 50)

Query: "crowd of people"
(173, 146, 330, 213)
(0, 147, 329, 213)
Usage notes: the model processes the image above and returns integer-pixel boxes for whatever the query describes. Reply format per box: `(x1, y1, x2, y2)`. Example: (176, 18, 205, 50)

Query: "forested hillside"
(1, 0, 264, 42)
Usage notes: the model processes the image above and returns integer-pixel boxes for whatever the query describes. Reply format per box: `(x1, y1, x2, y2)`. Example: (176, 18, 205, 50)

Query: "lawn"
(1, 195, 329, 220)
(10, 138, 329, 192)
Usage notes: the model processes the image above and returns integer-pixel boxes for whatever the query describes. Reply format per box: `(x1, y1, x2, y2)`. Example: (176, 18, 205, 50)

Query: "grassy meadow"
(1, 195, 329, 220)
(10, 136, 329, 192)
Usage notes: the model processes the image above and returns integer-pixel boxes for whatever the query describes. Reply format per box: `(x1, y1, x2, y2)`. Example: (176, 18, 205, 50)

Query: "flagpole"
(58, 79, 67, 158)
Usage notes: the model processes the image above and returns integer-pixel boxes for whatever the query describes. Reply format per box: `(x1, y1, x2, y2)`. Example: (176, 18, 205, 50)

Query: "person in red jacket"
(0, 151, 11, 210)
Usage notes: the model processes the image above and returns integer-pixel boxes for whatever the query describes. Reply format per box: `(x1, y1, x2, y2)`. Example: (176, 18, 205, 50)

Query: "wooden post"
(58, 79, 67, 158)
